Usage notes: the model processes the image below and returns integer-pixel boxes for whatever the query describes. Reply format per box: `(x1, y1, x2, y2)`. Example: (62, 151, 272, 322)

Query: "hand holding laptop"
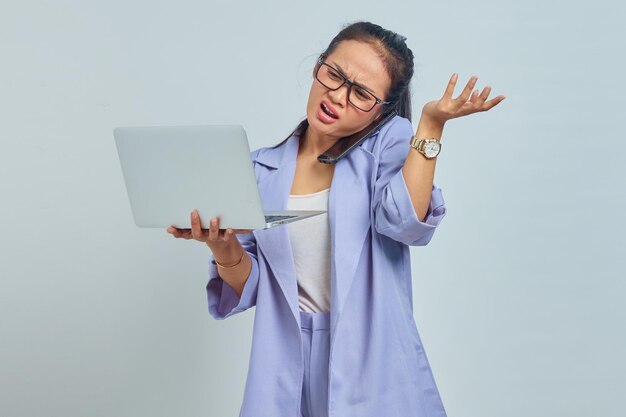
(167, 209, 254, 268)
(166, 209, 253, 244)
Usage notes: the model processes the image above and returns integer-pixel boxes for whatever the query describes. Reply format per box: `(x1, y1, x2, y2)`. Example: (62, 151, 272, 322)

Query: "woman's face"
(306, 39, 392, 141)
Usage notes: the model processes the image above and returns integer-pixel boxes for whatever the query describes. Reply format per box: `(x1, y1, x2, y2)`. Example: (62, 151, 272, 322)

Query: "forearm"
(401, 112, 444, 222)
(213, 244, 253, 298)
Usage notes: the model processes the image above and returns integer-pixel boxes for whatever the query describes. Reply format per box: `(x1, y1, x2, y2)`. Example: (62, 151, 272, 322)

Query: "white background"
(1, 1, 624, 416)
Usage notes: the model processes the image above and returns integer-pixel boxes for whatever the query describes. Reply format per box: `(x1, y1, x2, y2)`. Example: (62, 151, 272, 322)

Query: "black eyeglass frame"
(315, 56, 393, 112)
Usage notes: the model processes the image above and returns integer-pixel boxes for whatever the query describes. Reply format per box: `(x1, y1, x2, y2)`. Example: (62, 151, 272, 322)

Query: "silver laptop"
(113, 124, 326, 230)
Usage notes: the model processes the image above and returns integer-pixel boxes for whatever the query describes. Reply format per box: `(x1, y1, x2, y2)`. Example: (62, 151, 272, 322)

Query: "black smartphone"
(317, 109, 398, 164)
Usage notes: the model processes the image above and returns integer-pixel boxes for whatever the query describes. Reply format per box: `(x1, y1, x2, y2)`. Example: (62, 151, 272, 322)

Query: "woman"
(167, 21, 504, 417)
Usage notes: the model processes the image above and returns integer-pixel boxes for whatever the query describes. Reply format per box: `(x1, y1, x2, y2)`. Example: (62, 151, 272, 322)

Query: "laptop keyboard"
(265, 214, 298, 223)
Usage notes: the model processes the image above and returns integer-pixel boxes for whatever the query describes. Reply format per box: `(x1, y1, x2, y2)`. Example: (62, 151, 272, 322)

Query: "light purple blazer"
(207, 114, 448, 417)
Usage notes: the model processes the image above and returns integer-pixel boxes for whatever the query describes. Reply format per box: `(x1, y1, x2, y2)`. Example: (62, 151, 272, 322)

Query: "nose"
(327, 83, 349, 107)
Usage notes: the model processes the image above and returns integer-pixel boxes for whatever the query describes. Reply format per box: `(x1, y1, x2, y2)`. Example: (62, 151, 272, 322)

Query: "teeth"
(322, 103, 336, 118)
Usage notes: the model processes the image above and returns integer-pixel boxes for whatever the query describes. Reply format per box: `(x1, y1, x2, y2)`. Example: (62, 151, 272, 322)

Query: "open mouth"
(320, 102, 339, 119)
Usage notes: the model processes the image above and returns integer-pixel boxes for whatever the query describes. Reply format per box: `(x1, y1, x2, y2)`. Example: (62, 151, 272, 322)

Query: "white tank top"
(286, 187, 331, 313)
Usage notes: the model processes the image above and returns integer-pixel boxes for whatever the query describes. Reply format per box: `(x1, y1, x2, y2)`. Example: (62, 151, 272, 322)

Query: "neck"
(299, 125, 339, 158)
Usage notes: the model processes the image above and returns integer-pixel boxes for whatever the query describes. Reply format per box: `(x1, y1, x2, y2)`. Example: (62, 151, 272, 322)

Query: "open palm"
(422, 73, 505, 124)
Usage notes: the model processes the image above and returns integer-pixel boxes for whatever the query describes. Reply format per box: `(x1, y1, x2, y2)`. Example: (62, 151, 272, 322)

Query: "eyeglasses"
(315, 56, 393, 112)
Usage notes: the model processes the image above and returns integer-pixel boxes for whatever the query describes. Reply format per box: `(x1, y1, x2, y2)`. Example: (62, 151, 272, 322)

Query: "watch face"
(424, 141, 440, 158)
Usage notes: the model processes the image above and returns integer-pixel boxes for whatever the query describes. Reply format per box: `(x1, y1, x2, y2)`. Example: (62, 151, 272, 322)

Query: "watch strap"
(410, 135, 441, 159)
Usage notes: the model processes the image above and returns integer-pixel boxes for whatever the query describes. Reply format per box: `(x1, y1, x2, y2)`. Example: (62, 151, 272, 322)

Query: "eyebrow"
(330, 61, 377, 95)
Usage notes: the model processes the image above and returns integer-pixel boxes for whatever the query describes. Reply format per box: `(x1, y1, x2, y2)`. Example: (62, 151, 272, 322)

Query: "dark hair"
(271, 20, 415, 149)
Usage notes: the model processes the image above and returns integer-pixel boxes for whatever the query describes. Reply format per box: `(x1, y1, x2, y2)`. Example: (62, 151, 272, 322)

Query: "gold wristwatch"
(410, 135, 441, 159)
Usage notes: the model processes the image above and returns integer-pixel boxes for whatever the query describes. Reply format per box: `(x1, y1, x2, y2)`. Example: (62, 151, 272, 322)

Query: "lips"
(320, 100, 339, 119)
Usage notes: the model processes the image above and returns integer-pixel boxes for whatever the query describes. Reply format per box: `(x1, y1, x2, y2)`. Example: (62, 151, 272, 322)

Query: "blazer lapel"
(252, 132, 376, 333)
(328, 145, 375, 332)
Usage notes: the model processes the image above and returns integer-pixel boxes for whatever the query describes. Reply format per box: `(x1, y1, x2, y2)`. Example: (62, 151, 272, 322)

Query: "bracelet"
(214, 249, 245, 269)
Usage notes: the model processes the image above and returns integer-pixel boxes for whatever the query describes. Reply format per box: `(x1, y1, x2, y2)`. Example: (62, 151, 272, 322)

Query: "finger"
(169, 226, 185, 238)
(442, 72, 458, 99)
(482, 95, 506, 111)
(208, 217, 219, 241)
(222, 226, 240, 242)
(222, 228, 235, 242)
(190, 209, 205, 241)
(455, 75, 478, 104)
(472, 86, 491, 107)
(171, 228, 191, 239)
(177, 227, 191, 239)
(469, 89, 480, 105)
(477, 86, 492, 104)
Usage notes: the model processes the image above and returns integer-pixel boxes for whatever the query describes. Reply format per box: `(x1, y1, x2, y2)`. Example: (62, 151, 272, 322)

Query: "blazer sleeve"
(206, 230, 260, 320)
(206, 148, 262, 320)
(372, 117, 447, 246)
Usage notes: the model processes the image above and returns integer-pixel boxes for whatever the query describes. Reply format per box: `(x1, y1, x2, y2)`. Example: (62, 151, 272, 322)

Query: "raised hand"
(422, 73, 505, 125)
